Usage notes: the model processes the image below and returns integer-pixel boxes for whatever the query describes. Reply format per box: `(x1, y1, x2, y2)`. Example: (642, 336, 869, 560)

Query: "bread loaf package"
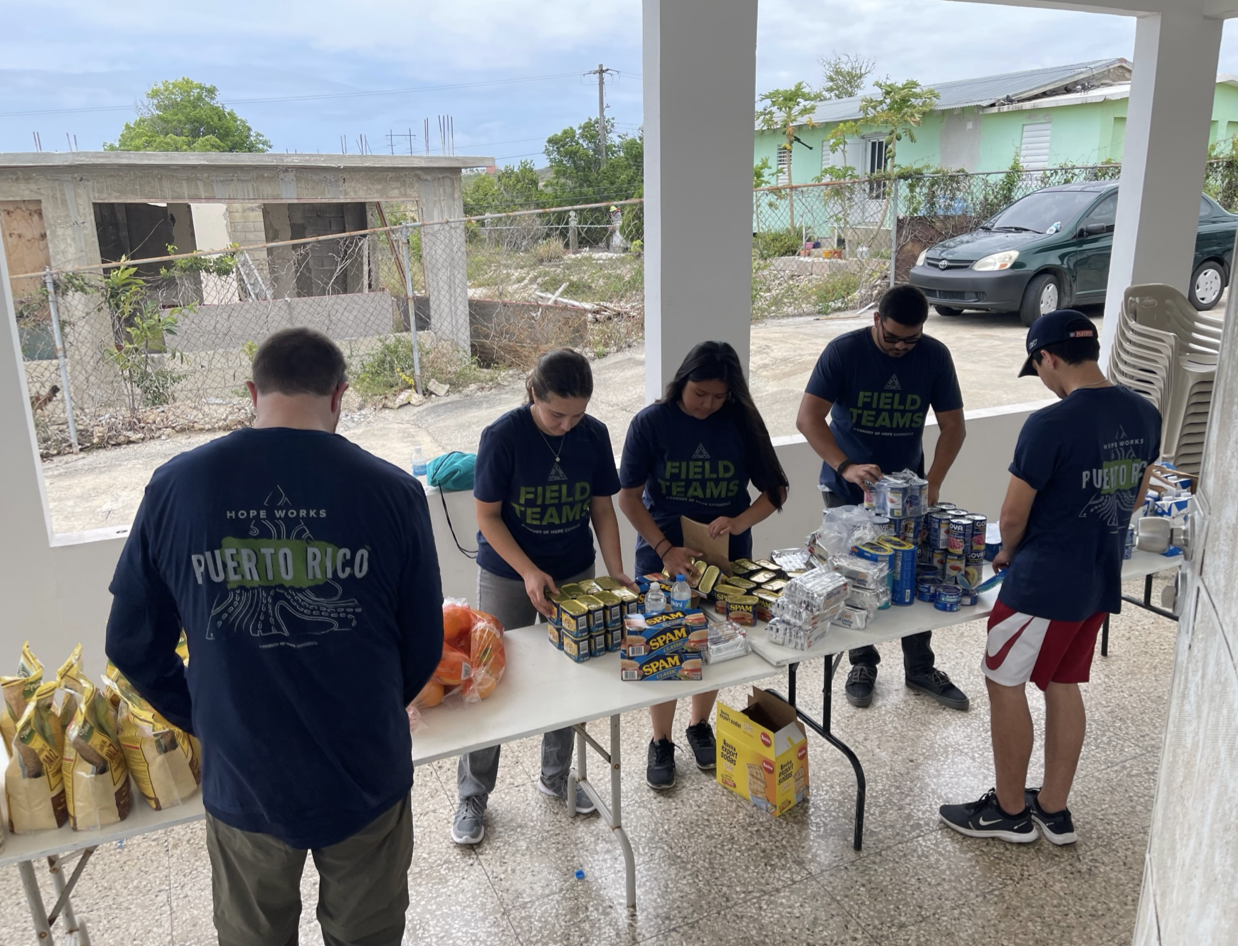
(105, 664, 201, 811)
(5, 679, 68, 832)
(63, 676, 132, 830)
(0, 642, 44, 760)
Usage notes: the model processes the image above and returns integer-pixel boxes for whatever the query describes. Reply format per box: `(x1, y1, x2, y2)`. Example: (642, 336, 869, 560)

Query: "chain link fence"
(16, 202, 644, 457)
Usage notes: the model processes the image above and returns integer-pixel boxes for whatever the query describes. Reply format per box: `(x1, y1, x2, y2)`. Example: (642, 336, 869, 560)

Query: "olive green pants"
(205, 794, 413, 946)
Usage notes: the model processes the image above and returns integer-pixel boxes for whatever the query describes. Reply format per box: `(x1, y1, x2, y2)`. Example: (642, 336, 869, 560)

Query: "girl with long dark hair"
(451, 348, 632, 845)
(618, 340, 788, 789)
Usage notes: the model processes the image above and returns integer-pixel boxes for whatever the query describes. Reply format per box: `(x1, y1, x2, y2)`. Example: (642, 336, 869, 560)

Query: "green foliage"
(351, 335, 492, 397)
(1206, 138, 1238, 211)
(542, 119, 643, 225)
(464, 161, 544, 216)
(820, 52, 875, 100)
(242, 340, 259, 362)
(105, 78, 271, 153)
(753, 230, 802, 259)
(102, 264, 187, 410)
(814, 271, 863, 314)
(757, 82, 827, 148)
(754, 157, 775, 189)
(829, 78, 939, 167)
(159, 243, 238, 278)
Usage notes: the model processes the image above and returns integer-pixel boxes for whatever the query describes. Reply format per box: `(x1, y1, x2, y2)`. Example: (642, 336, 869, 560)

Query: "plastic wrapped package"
(832, 555, 889, 592)
(766, 617, 832, 651)
(872, 470, 930, 519)
(5, 679, 68, 832)
(771, 549, 812, 573)
(830, 605, 870, 630)
(1, 643, 44, 760)
(770, 597, 823, 630)
(781, 569, 850, 615)
(703, 620, 750, 664)
(63, 677, 131, 831)
(846, 584, 890, 618)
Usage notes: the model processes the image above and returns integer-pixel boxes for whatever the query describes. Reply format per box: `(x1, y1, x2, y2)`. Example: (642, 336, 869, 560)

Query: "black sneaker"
(939, 788, 1038, 843)
(684, 721, 717, 770)
(845, 664, 877, 707)
(1025, 788, 1078, 845)
(905, 668, 970, 711)
(647, 738, 676, 790)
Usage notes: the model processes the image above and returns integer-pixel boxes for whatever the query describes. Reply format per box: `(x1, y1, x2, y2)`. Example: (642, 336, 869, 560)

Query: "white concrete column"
(416, 173, 472, 351)
(1100, 9, 1222, 369)
(642, 0, 758, 402)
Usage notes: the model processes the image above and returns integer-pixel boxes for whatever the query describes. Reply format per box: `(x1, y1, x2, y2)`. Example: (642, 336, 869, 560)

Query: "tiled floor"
(0, 575, 1177, 946)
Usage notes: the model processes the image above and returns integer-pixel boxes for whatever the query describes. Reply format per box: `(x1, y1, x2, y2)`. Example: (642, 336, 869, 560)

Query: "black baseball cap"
(1018, 309, 1098, 377)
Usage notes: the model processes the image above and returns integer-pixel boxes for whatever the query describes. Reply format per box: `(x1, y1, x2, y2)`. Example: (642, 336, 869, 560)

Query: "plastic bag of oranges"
(408, 600, 507, 730)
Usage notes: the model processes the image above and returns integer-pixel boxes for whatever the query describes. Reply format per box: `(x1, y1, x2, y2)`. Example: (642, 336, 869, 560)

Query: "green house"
(755, 59, 1238, 184)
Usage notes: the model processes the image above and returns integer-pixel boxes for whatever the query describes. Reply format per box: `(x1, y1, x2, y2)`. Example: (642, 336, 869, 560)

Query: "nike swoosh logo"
(978, 817, 1004, 826)
(986, 616, 1036, 670)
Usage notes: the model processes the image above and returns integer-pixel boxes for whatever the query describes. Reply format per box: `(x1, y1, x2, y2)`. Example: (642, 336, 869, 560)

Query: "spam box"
(716, 689, 809, 816)
(620, 610, 707, 681)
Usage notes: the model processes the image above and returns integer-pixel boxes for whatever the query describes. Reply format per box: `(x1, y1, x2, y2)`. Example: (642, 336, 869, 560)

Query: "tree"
(542, 118, 644, 246)
(828, 77, 939, 169)
(463, 161, 544, 216)
(106, 78, 271, 153)
(820, 52, 875, 100)
(756, 82, 826, 230)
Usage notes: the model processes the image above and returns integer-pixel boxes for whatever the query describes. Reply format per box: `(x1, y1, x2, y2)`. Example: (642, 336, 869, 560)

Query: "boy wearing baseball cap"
(940, 309, 1161, 845)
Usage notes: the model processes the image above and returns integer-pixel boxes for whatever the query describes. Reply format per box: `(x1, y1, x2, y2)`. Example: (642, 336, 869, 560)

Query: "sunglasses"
(880, 328, 922, 348)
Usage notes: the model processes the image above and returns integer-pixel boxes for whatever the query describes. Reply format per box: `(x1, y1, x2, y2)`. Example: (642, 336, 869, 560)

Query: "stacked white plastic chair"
(1108, 284, 1223, 479)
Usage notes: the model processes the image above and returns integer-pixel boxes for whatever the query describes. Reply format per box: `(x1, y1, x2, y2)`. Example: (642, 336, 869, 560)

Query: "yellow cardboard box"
(715, 688, 809, 816)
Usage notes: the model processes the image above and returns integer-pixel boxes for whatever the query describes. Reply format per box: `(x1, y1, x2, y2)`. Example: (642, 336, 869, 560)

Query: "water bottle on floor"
(669, 574, 691, 612)
(645, 582, 666, 616)
(412, 444, 428, 483)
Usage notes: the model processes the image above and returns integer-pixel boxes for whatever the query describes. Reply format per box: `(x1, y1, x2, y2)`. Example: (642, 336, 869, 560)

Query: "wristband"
(836, 459, 853, 476)
(654, 538, 671, 556)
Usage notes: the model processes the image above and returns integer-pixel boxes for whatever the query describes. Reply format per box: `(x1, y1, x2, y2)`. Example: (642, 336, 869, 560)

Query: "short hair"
(879, 285, 929, 327)
(526, 348, 593, 404)
(1034, 335, 1101, 368)
(251, 328, 347, 396)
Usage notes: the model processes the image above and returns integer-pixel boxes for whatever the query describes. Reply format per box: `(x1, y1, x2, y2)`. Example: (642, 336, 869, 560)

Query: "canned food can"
(966, 515, 988, 553)
(863, 485, 876, 509)
(590, 631, 606, 658)
(966, 547, 985, 568)
(946, 517, 971, 556)
(881, 538, 917, 607)
(935, 502, 957, 512)
(960, 586, 980, 607)
(547, 622, 564, 650)
(872, 516, 892, 535)
(606, 626, 623, 652)
(929, 511, 953, 550)
(916, 516, 929, 548)
(932, 549, 948, 578)
(934, 584, 962, 612)
(944, 553, 966, 581)
(883, 482, 909, 518)
(916, 579, 939, 603)
(899, 516, 920, 543)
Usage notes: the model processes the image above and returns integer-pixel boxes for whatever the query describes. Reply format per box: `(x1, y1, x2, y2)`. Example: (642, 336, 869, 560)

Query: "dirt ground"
(35, 304, 1117, 534)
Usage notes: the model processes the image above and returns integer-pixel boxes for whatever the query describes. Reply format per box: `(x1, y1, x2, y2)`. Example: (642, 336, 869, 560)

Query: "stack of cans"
(918, 502, 987, 607)
(866, 470, 930, 601)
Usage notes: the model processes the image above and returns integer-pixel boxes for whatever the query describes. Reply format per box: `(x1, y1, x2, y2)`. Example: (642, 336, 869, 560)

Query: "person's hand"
(993, 548, 1012, 572)
(927, 482, 941, 507)
(522, 569, 560, 619)
(662, 546, 701, 581)
(842, 462, 883, 490)
(610, 571, 638, 592)
(708, 516, 741, 539)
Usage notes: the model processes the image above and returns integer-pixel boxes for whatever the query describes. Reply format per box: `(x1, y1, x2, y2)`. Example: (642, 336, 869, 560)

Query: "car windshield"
(982, 190, 1104, 233)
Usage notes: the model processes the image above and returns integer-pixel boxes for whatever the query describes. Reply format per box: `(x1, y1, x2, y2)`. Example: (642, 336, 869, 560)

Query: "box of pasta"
(715, 689, 809, 816)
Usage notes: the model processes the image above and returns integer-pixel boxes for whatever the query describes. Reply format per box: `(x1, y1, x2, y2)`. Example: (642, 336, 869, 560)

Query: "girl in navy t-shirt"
(618, 340, 789, 788)
(451, 349, 633, 846)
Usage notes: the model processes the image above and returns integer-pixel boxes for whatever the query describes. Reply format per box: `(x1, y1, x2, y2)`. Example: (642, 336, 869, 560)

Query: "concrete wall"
(174, 293, 399, 353)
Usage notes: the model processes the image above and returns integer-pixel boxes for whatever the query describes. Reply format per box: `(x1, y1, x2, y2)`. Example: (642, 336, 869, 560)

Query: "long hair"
(658, 341, 788, 510)
(525, 348, 593, 404)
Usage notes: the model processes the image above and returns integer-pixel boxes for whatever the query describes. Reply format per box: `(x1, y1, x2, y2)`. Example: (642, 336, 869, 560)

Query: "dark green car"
(908, 182, 1237, 326)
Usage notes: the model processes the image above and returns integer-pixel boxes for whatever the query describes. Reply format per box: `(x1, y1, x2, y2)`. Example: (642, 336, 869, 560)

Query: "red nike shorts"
(983, 601, 1107, 691)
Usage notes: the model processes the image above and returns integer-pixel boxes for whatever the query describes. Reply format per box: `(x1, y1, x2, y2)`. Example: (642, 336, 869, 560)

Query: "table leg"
(768, 655, 867, 851)
(571, 716, 637, 912)
(18, 859, 54, 945)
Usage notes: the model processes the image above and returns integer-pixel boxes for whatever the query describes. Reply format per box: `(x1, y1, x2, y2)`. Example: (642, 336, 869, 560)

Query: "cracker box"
(716, 689, 809, 816)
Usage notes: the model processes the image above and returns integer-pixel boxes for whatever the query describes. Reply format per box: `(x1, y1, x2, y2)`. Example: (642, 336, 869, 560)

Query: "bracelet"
(654, 538, 671, 556)
(836, 459, 853, 475)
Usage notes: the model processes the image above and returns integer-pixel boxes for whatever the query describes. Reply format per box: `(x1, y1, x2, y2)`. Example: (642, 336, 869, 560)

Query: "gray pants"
(205, 795, 413, 946)
(822, 487, 936, 676)
(457, 564, 595, 807)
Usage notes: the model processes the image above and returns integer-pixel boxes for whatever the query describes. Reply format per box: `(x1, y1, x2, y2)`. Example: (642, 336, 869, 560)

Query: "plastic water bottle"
(411, 444, 428, 482)
(644, 582, 666, 616)
(669, 574, 691, 612)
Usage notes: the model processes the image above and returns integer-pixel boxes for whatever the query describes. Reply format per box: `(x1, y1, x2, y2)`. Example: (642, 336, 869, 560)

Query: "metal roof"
(796, 59, 1130, 126)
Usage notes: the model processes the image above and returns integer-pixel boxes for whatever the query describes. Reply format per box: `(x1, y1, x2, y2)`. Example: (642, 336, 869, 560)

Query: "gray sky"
(1, 0, 1235, 161)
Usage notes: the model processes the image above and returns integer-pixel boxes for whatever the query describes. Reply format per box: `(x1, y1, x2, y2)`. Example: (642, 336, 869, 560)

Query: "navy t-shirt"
(474, 407, 620, 581)
(805, 327, 963, 503)
(105, 427, 444, 849)
(1000, 386, 1162, 622)
(620, 402, 754, 574)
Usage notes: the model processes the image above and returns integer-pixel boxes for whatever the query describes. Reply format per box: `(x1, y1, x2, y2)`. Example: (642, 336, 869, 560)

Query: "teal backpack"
(426, 451, 476, 492)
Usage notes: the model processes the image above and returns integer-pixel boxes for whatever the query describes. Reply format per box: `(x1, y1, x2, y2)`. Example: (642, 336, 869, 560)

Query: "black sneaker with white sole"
(647, 738, 676, 790)
(905, 668, 970, 711)
(1025, 788, 1079, 845)
(684, 721, 717, 770)
(939, 788, 1038, 843)
(845, 664, 877, 707)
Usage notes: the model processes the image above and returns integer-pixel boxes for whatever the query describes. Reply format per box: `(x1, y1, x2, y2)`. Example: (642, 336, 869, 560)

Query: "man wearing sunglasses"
(796, 285, 969, 711)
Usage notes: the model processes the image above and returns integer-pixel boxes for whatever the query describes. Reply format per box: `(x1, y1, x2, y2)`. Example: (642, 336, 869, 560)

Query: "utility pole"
(585, 63, 617, 165)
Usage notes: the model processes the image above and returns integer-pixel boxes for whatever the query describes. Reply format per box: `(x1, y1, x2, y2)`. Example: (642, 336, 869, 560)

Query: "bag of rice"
(6, 679, 68, 832)
(63, 675, 132, 831)
(1, 642, 44, 760)
(105, 664, 200, 811)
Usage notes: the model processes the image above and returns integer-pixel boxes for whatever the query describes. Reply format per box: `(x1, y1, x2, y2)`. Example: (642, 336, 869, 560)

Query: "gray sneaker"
(450, 797, 486, 845)
(538, 777, 598, 814)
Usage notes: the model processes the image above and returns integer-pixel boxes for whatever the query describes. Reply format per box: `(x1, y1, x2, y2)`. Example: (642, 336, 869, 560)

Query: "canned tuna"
(934, 583, 962, 612)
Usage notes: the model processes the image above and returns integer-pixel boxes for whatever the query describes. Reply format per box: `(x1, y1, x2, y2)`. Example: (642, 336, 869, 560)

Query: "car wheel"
(1188, 260, 1225, 311)
(1020, 273, 1061, 327)
(935, 305, 965, 317)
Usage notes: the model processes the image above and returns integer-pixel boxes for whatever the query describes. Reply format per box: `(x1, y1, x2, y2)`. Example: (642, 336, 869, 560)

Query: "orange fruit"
(442, 603, 474, 648)
(412, 679, 444, 708)
(434, 644, 472, 687)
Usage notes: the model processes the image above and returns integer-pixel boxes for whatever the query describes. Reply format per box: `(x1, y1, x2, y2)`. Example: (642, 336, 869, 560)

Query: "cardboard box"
(716, 689, 809, 816)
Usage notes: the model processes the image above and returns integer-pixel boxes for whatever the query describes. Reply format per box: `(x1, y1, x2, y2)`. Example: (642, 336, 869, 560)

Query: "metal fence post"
(889, 178, 899, 289)
(401, 227, 422, 395)
(569, 211, 579, 254)
(43, 268, 80, 452)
